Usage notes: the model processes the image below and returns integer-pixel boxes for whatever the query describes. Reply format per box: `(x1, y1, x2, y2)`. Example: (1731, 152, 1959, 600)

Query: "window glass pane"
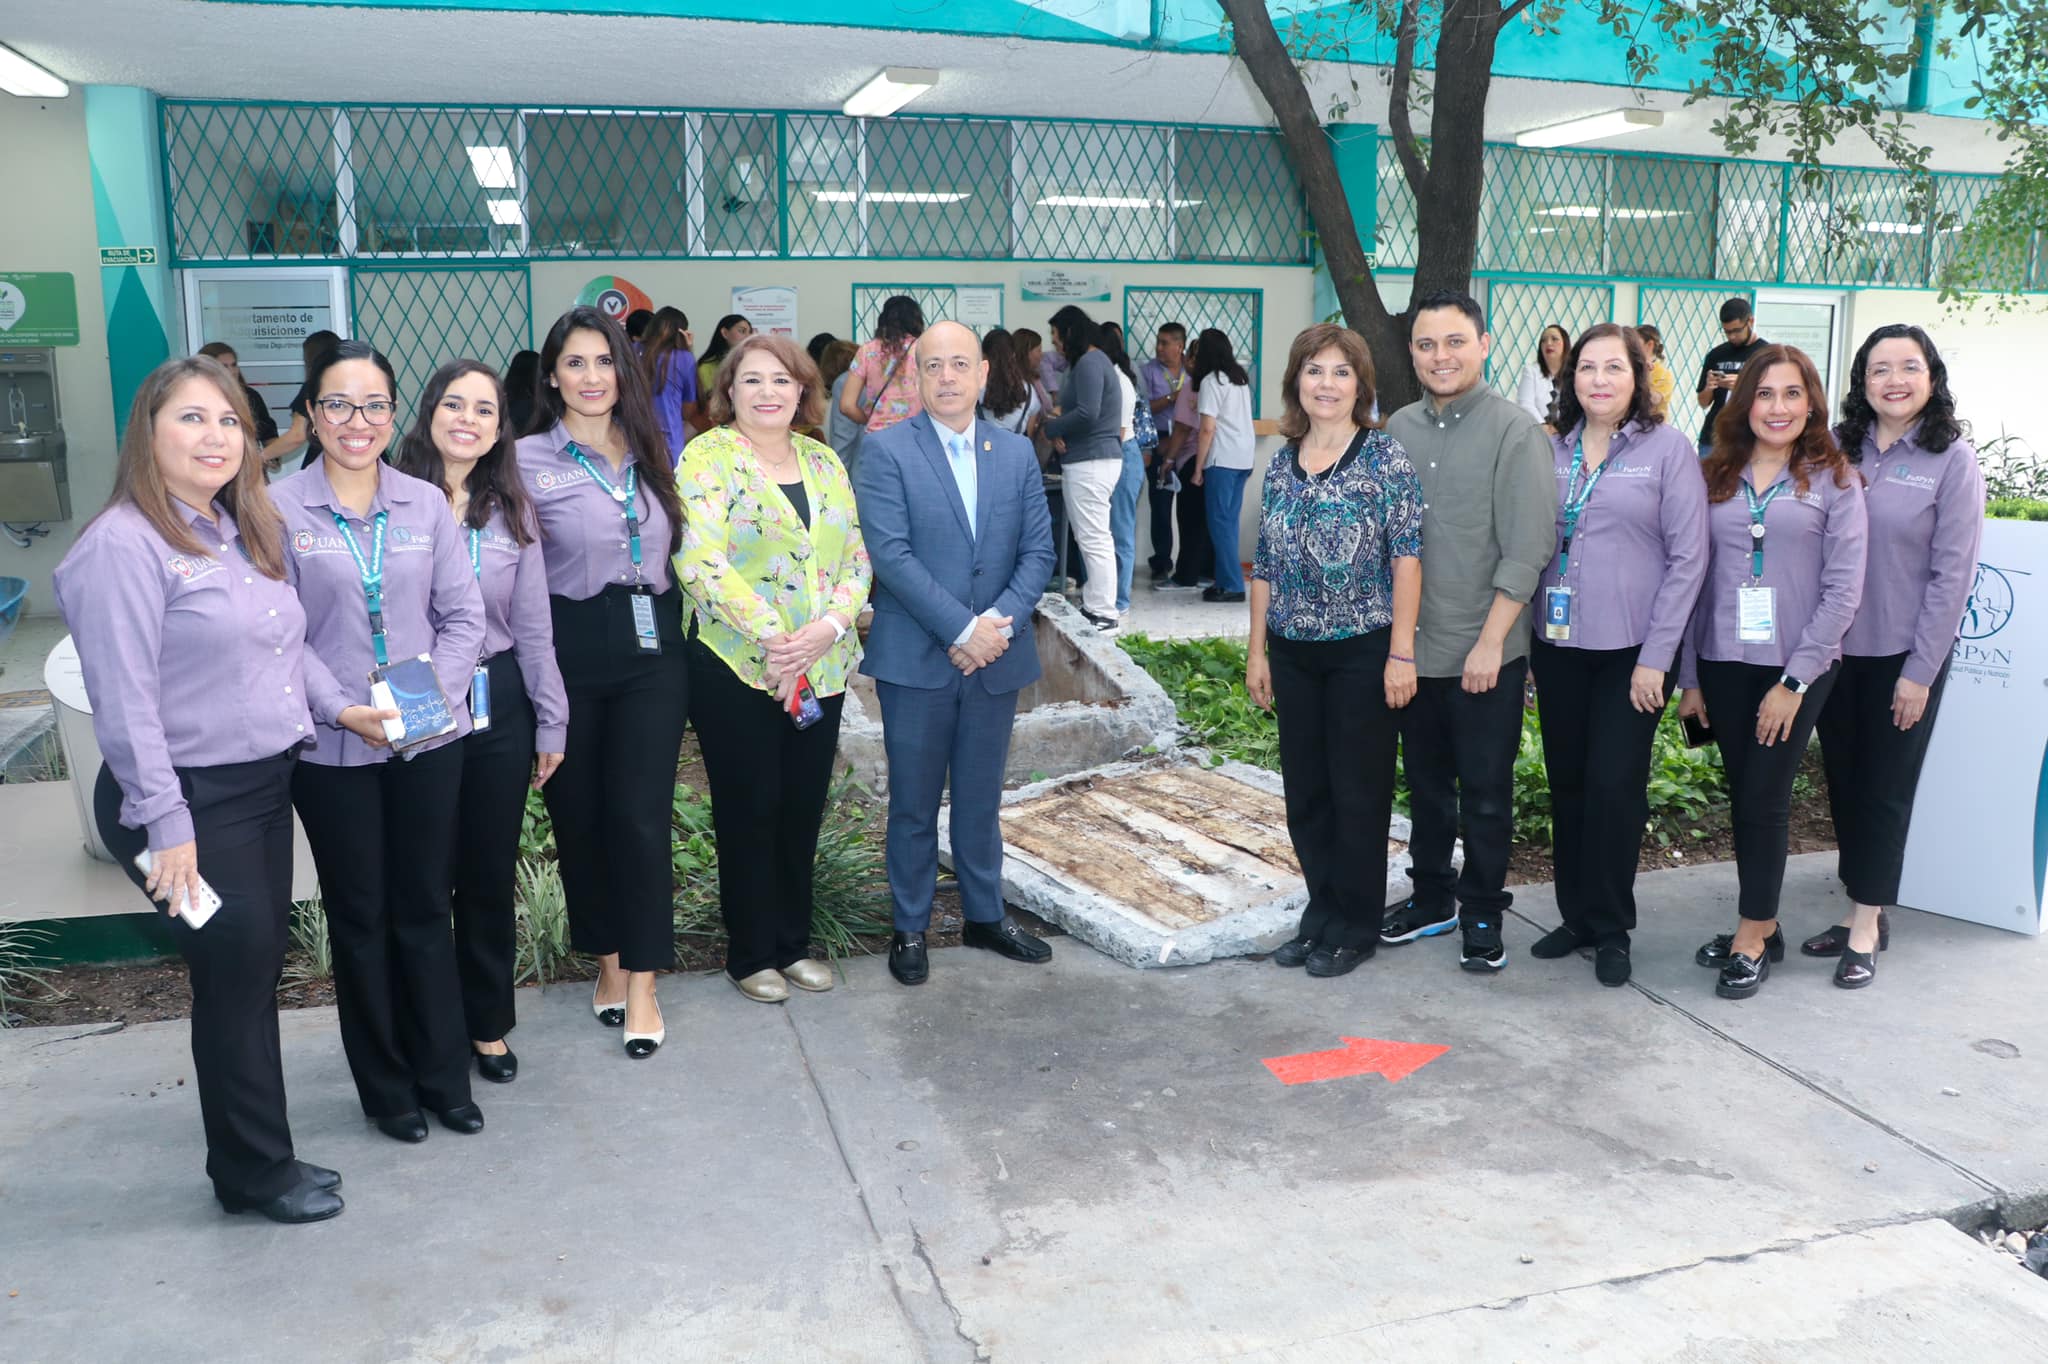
(699, 113, 779, 255)
(1016, 122, 1170, 260)
(524, 112, 688, 255)
(866, 118, 1011, 257)
(1173, 129, 1305, 263)
(164, 104, 340, 258)
(1374, 139, 1419, 271)
(349, 108, 523, 256)
(1479, 147, 1603, 276)
(1609, 157, 1713, 278)
(787, 115, 862, 257)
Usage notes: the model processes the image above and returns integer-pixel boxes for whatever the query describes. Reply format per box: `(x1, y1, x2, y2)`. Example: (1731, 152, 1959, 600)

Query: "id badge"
(1543, 585, 1574, 642)
(469, 666, 492, 732)
(628, 590, 662, 654)
(1737, 585, 1776, 643)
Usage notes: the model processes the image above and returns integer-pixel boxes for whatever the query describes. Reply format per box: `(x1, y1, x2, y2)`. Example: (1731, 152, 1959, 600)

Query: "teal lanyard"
(568, 443, 642, 575)
(467, 526, 483, 580)
(330, 510, 390, 667)
(1556, 436, 1611, 579)
(1741, 476, 1787, 581)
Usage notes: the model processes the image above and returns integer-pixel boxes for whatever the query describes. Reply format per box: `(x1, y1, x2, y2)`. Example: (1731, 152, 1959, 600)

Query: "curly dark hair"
(1551, 323, 1661, 436)
(1834, 324, 1965, 461)
(1702, 345, 1852, 503)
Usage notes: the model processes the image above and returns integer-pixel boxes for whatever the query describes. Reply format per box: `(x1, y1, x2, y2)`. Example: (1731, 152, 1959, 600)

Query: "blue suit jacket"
(854, 412, 1054, 694)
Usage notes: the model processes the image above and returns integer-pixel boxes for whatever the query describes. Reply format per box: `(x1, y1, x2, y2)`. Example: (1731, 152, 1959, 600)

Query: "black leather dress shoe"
(218, 1174, 344, 1224)
(1530, 925, 1588, 960)
(889, 931, 928, 986)
(432, 1103, 485, 1135)
(962, 915, 1053, 963)
(1271, 935, 1317, 968)
(1833, 948, 1877, 989)
(1304, 944, 1373, 978)
(295, 1160, 341, 1192)
(1696, 926, 1784, 968)
(1594, 941, 1632, 987)
(475, 1047, 518, 1084)
(374, 1111, 429, 1144)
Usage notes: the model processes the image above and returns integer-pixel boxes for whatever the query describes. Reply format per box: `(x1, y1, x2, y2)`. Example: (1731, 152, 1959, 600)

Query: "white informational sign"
(954, 285, 1003, 331)
(194, 276, 339, 364)
(1897, 519, 2047, 935)
(732, 286, 798, 339)
(1020, 268, 1111, 303)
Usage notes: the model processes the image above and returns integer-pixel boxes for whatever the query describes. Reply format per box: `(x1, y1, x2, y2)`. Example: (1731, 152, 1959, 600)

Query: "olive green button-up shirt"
(1384, 383, 1559, 678)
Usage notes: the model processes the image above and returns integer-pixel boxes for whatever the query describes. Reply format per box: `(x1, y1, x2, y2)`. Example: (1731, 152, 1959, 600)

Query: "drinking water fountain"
(0, 347, 70, 523)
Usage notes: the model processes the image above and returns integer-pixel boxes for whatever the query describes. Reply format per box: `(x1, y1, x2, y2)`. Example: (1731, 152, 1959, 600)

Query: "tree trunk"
(1412, 1, 1500, 302)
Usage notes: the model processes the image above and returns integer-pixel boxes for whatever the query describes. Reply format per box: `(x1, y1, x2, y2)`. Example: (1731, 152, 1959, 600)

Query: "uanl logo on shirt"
(166, 552, 226, 583)
(290, 530, 350, 556)
(534, 467, 591, 493)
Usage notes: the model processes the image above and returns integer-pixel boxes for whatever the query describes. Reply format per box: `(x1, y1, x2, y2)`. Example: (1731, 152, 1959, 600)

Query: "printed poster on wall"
(954, 286, 1003, 331)
(732, 286, 798, 339)
(0, 272, 81, 346)
(1020, 269, 1111, 303)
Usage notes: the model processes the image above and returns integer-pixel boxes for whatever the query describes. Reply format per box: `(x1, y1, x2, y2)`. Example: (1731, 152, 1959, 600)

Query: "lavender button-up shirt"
(272, 461, 486, 766)
(52, 500, 314, 849)
(1540, 421, 1709, 670)
(1682, 464, 1867, 687)
(517, 423, 676, 599)
(1842, 427, 1984, 685)
(469, 503, 571, 753)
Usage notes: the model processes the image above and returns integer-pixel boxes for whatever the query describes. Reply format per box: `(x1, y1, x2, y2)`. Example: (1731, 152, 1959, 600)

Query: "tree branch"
(1497, 0, 1537, 26)
(1388, 0, 1429, 198)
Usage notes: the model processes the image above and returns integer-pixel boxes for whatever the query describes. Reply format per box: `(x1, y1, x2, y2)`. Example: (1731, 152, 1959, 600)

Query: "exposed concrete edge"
(1947, 1188, 2048, 1237)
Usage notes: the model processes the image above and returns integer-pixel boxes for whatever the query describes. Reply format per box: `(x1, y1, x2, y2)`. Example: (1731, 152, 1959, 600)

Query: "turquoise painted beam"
(85, 86, 174, 441)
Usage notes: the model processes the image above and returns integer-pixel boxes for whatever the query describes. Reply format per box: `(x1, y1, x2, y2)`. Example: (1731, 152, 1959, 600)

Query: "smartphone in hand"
(133, 850, 223, 928)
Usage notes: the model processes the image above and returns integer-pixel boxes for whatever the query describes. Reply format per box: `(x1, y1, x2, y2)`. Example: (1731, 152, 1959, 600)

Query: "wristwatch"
(1779, 673, 1809, 694)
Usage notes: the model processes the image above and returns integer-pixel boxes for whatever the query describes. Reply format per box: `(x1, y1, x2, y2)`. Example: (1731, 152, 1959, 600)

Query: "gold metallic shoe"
(780, 958, 834, 993)
(733, 968, 789, 1003)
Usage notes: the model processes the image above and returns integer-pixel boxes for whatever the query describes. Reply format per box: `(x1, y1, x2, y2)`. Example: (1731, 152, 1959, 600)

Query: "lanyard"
(330, 510, 390, 668)
(1556, 436, 1612, 578)
(466, 526, 483, 579)
(569, 442, 643, 578)
(1741, 476, 1788, 581)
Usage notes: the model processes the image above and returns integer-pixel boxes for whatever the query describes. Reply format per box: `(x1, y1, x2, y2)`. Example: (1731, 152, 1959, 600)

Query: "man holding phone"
(1695, 298, 1768, 457)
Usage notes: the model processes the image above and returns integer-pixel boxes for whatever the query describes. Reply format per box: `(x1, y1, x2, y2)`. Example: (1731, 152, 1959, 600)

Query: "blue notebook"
(369, 654, 458, 753)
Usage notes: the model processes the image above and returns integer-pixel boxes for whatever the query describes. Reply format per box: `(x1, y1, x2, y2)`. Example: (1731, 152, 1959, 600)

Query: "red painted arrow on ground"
(1262, 1036, 1450, 1086)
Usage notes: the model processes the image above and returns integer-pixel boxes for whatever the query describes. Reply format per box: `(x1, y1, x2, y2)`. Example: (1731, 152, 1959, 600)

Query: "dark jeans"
(687, 641, 847, 979)
(545, 586, 689, 972)
(1401, 659, 1529, 925)
(1270, 631, 1399, 949)
(1531, 641, 1668, 943)
(95, 754, 300, 1201)
(1697, 658, 1839, 921)
(451, 652, 534, 1043)
(1817, 652, 1950, 907)
(293, 742, 472, 1118)
(1203, 467, 1251, 594)
(1170, 471, 1213, 585)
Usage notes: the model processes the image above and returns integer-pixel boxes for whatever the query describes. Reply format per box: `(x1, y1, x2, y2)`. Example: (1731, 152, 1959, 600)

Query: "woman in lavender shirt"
(1528, 324, 1708, 988)
(1679, 347, 1866, 1001)
(272, 341, 489, 1142)
(395, 360, 570, 1079)
(57, 357, 342, 1223)
(1802, 326, 1983, 987)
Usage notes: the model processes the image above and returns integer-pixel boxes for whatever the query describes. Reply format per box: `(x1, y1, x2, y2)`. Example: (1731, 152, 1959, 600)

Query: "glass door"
(180, 266, 350, 437)
(1752, 291, 1846, 395)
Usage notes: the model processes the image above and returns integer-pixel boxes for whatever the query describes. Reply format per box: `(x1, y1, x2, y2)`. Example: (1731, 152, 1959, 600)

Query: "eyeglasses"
(317, 398, 396, 426)
(1866, 361, 1927, 381)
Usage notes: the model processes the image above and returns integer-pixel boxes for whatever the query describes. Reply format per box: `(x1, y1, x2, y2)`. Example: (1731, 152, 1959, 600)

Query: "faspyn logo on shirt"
(1887, 464, 1939, 492)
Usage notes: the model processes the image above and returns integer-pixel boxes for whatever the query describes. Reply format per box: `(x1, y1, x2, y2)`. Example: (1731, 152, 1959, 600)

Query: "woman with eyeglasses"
(271, 341, 488, 1143)
(517, 306, 689, 1060)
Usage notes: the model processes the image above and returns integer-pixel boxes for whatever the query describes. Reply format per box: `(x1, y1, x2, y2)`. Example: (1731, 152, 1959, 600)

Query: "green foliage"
(512, 858, 578, 987)
(1119, 635, 1280, 770)
(1988, 498, 2048, 522)
(280, 897, 333, 988)
(0, 919, 61, 1025)
(519, 787, 554, 860)
(1981, 432, 2048, 504)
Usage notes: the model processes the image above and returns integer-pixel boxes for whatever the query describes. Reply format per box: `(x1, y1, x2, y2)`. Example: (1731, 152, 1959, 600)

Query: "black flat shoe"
(1304, 944, 1373, 978)
(1271, 935, 1317, 968)
(1594, 942, 1632, 987)
(475, 1047, 518, 1083)
(374, 1111, 429, 1144)
(218, 1173, 344, 1224)
(295, 1160, 341, 1192)
(432, 1103, 484, 1135)
(1802, 910, 1890, 958)
(1715, 948, 1771, 999)
(962, 915, 1052, 964)
(1696, 927, 1784, 968)
(889, 931, 928, 986)
(1833, 948, 1878, 989)
(1530, 925, 1588, 960)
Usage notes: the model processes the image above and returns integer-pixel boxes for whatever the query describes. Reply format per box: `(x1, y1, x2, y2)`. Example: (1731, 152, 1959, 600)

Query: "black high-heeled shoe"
(1833, 948, 1878, 989)
(475, 1046, 518, 1083)
(1695, 927, 1785, 968)
(374, 1111, 429, 1144)
(1801, 909, 1890, 958)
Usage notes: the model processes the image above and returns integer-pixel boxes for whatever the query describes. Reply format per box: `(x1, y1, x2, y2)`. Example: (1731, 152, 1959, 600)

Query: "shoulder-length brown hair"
(703, 333, 826, 430)
(1702, 344, 1852, 503)
(1552, 323, 1661, 436)
(392, 359, 535, 546)
(100, 357, 288, 578)
(1277, 324, 1377, 440)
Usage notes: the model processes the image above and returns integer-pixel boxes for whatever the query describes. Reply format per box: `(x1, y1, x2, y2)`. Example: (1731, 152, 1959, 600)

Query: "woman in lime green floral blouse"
(673, 333, 871, 1003)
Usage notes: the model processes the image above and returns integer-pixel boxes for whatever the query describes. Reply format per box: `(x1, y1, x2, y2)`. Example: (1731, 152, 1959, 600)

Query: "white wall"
(1843, 290, 2048, 458)
(0, 94, 117, 616)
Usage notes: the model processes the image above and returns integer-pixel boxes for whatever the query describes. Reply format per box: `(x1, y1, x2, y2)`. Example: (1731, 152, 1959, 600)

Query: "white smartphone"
(368, 677, 408, 743)
(133, 850, 223, 929)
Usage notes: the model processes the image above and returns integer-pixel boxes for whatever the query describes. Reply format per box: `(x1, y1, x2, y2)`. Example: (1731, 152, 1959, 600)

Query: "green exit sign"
(99, 246, 158, 267)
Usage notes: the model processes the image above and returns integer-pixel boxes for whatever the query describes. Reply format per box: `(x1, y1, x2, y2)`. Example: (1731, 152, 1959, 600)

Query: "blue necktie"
(949, 432, 977, 538)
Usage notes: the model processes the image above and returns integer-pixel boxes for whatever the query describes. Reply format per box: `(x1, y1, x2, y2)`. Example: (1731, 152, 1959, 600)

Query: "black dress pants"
(1146, 463, 1176, 575)
(451, 651, 534, 1043)
(546, 585, 689, 972)
(1169, 471, 1213, 585)
(1817, 652, 1950, 907)
(1269, 631, 1399, 949)
(686, 641, 847, 979)
(1401, 658, 1528, 925)
(95, 755, 300, 1202)
(292, 742, 472, 1119)
(1531, 641, 1669, 943)
(1696, 658, 1839, 921)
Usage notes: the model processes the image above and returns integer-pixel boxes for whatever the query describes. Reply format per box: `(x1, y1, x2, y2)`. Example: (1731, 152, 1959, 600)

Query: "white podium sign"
(1897, 519, 2047, 935)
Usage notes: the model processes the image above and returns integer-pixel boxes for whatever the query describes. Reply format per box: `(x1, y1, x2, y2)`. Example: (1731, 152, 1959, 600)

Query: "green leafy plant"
(512, 857, 578, 987)
(1987, 497, 2048, 522)
(281, 896, 333, 987)
(1120, 635, 1281, 770)
(1980, 431, 2048, 503)
(519, 787, 555, 860)
(806, 776, 893, 960)
(0, 918, 61, 1025)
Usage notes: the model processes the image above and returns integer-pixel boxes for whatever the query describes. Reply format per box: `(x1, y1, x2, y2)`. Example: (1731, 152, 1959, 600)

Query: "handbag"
(1132, 390, 1159, 451)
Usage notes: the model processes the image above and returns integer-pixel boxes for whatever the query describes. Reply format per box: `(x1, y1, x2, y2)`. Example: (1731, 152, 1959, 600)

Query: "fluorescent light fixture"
(1516, 108, 1664, 149)
(1862, 221, 1927, 235)
(1036, 195, 1204, 209)
(810, 189, 971, 204)
(487, 199, 524, 226)
(466, 145, 516, 190)
(0, 42, 68, 97)
(1536, 205, 1689, 221)
(842, 68, 939, 119)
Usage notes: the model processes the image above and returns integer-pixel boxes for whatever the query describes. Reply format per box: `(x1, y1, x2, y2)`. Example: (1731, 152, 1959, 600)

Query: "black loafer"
(1271, 935, 1317, 968)
(1802, 909, 1890, 958)
(889, 931, 928, 986)
(374, 1111, 429, 1144)
(962, 915, 1052, 964)
(1594, 942, 1632, 987)
(295, 1160, 341, 1193)
(475, 1048, 518, 1084)
(1833, 948, 1877, 989)
(432, 1103, 485, 1135)
(1715, 948, 1771, 999)
(1304, 944, 1373, 977)
(1530, 925, 1588, 960)
(1696, 926, 1785, 968)
(218, 1173, 344, 1224)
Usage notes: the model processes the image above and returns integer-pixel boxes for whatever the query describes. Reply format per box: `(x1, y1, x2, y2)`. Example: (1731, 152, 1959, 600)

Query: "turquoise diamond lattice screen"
(1482, 281, 1613, 388)
(1637, 286, 1756, 415)
(349, 265, 532, 423)
(1122, 287, 1264, 417)
(851, 284, 1005, 340)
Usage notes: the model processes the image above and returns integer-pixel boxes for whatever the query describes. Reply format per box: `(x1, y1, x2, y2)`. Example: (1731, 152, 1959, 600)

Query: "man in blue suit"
(854, 321, 1057, 986)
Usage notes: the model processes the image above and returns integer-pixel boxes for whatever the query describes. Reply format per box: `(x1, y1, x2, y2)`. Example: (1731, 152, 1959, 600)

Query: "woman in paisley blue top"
(1246, 324, 1424, 979)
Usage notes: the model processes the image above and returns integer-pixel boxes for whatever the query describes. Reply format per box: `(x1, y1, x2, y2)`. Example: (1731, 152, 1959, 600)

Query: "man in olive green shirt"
(1380, 290, 1558, 972)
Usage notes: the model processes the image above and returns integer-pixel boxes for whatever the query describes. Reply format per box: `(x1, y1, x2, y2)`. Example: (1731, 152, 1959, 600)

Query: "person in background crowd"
(1036, 326, 1069, 416)
(1014, 327, 1054, 417)
(1097, 325, 1148, 626)
(1246, 325, 1423, 979)
(840, 295, 926, 436)
(1527, 324, 1708, 988)
(977, 328, 1043, 439)
(56, 356, 342, 1223)
(1141, 323, 1188, 579)
(1636, 325, 1677, 419)
(264, 329, 341, 471)
(504, 350, 541, 437)
(854, 322, 1056, 988)
(674, 334, 871, 1003)
(625, 310, 654, 350)
(641, 306, 700, 460)
(1802, 325, 1983, 988)
(1515, 323, 1570, 427)
(820, 338, 865, 477)
(393, 360, 568, 1081)
(1682, 345, 1865, 1001)
(518, 307, 689, 1059)
(1154, 332, 1212, 591)
(196, 343, 280, 447)
(805, 332, 837, 369)
(1191, 328, 1257, 606)
(271, 341, 488, 1142)
(1696, 297, 1767, 458)
(1380, 290, 1557, 972)
(1041, 305, 1126, 633)
(697, 314, 753, 395)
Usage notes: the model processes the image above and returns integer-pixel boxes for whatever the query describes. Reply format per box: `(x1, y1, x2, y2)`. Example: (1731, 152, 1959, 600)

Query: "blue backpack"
(1132, 389, 1159, 451)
